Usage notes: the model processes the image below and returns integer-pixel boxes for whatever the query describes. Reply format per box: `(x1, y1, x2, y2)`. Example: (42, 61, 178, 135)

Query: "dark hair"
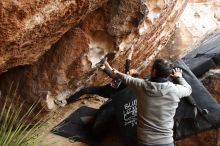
(152, 59, 173, 78)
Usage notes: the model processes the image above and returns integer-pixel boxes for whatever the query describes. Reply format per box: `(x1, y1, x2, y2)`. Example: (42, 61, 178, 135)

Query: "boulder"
(0, 0, 188, 106)
(0, 0, 107, 73)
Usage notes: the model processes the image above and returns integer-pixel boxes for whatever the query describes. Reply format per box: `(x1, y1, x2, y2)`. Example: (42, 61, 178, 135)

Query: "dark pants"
(66, 85, 113, 103)
(138, 143, 174, 146)
(66, 83, 126, 104)
(92, 100, 116, 137)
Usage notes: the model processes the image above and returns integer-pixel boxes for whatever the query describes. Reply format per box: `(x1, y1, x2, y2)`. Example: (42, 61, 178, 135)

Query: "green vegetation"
(0, 92, 47, 146)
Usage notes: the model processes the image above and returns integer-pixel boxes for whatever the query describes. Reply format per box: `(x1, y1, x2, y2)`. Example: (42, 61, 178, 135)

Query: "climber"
(111, 59, 192, 146)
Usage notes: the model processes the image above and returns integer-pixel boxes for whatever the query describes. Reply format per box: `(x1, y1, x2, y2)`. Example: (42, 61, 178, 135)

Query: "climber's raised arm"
(125, 46, 134, 73)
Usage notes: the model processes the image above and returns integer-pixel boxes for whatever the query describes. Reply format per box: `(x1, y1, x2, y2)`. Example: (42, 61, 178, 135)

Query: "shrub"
(0, 94, 47, 146)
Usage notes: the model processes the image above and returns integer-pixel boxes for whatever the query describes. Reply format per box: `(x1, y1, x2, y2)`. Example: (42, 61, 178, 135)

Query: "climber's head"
(151, 59, 173, 78)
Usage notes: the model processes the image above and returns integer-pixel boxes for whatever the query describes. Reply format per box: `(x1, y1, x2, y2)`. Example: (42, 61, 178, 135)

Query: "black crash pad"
(173, 59, 220, 140)
(183, 33, 220, 77)
(51, 106, 98, 145)
(184, 56, 216, 77)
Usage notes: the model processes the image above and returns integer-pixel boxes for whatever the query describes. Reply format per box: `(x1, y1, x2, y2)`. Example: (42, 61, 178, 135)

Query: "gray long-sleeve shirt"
(119, 74, 192, 145)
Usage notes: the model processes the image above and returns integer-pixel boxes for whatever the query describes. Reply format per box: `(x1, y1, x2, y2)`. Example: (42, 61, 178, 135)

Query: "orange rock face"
(202, 69, 220, 103)
(0, 0, 107, 73)
(0, 0, 188, 104)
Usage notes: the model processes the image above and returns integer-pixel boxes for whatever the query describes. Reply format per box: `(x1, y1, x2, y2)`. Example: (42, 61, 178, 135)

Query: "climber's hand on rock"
(170, 68, 183, 78)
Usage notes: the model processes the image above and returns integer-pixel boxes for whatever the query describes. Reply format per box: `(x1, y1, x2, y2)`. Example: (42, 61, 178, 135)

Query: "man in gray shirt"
(112, 59, 192, 146)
